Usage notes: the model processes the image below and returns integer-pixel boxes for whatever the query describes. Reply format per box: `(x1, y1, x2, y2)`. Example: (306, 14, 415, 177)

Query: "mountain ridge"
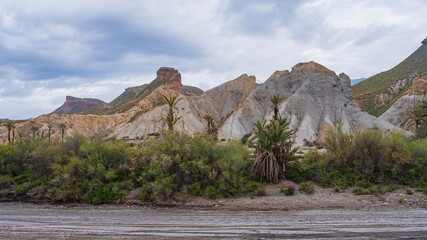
(353, 40, 427, 116)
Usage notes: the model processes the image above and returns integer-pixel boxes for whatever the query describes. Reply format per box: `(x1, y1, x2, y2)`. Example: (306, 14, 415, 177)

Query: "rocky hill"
(353, 39, 427, 116)
(114, 62, 404, 145)
(52, 96, 106, 114)
(0, 63, 409, 145)
(379, 75, 427, 128)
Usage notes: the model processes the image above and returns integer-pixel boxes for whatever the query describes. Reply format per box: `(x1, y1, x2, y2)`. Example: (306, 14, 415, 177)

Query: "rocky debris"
(52, 96, 106, 114)
(380, 75, 427, 128)
(422, 37, 427, 45)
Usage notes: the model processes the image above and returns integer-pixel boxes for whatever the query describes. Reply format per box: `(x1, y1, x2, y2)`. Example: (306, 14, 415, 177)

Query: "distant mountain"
(52, 96, 106, 114)
(82, 69, 204, 115)
(353, 38, 427, 116)
(350, 78, 365, 85)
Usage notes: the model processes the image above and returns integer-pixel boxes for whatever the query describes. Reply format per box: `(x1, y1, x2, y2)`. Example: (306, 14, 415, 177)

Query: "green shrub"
(207, 185, 220, 199)
(186, 183, 203, 196)
(406, 189, 413, 195)
(15, 183, 31, 195)
(399, 198, 404, 203)
(85, 183, 114, 205)
(255, 185, 266, 196)
(150, 175, 178, 201)
(281, 187, 294, 196)
(244, 181, 263, 193)
(140, 186, 155, 202)
(299, 182, 315, 194)
(333, 186, 340, 192)
(352, 187, 362, 195)
(385, 185, 399, 192)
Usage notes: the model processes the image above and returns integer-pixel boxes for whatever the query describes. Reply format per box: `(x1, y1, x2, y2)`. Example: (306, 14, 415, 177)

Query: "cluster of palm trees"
(2, 121, 67, 143)
(249, 94, 298, 183)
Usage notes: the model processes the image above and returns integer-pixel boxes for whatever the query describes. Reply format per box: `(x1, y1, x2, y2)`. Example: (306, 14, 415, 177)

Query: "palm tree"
(162, 94, 182, 132)
(47, 124, 53, 139)
(3, 121, 15, 143)
(270, 94, 285, 120)
(408, 106, 427, 139)
(58, 123, 67, 142)
(203, 114, 218, 139)
(31, 126, 39, 140)
(250, 94, 297, 183)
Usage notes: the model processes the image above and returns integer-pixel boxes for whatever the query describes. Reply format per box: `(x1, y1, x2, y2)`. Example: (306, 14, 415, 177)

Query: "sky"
(1, 0, 426, 119)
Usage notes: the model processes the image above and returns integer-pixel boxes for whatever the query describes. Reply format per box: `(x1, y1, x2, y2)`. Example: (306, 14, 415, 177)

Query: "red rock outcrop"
(52, 96, 106, 114)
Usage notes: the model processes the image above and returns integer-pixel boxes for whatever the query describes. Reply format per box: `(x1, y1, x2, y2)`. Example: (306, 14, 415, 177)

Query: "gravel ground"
(0, 202, 426, 239)
(144, 182, 427, 211)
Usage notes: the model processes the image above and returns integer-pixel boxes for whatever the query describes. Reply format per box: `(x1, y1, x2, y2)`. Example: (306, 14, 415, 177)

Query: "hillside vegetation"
(108, 85, 148, 108)
(1, 126, 426, 204)
(81, 77, 171, 115)
(353, 43, 427, 116)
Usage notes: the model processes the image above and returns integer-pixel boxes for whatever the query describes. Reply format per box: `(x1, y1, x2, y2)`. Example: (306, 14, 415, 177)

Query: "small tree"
(3, 121, 15, 143)
(47, 124, 53, 140)
(203, 114, 218, 140)
(270, 94, 285, 120)
(407, 106, 427, 139)
(161, 94, 182, 132)
(250, 94, 297, 183)
(31, 126, 39, 140)
(58, 123, 67, 142)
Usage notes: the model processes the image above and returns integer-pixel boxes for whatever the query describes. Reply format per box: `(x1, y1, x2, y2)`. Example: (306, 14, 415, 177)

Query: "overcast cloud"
(1, 0, 426, 119)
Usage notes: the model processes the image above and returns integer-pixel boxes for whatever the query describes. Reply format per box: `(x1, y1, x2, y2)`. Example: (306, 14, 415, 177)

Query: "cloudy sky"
(1, 0, 426, 119)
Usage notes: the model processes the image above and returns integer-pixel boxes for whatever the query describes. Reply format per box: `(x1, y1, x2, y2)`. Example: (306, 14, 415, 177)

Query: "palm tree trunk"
(7, 130, 10, 142)
(61, 129, 65, 142)
(12, 128, 15, 142)
(415, 119, 419, 139)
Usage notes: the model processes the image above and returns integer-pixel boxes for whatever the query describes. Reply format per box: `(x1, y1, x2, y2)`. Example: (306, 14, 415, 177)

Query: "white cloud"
(0, 0, 426, 119)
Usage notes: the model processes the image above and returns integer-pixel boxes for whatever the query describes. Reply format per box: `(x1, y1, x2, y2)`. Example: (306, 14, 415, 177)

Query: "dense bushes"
(0, 131, 254, 204)
(300, 125, 427, 189)
(0, 125, 425, 205)
(137, 132, 253, 201)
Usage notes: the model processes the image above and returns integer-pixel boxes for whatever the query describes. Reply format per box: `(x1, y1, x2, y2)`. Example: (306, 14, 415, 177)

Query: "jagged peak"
(234, 73, 256, 83)
(291, 61, 332, 73)
(156, 67, 180, 81)
(267, 70, 289, 80)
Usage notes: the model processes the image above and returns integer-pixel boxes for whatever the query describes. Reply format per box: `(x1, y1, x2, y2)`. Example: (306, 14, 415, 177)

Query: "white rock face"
(380, 95, 426, 127)
(379, 75, 427, 129)
(114, 61, 407, 145)
(218, 61, 404, 144)
(113, 74, 257, 138)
